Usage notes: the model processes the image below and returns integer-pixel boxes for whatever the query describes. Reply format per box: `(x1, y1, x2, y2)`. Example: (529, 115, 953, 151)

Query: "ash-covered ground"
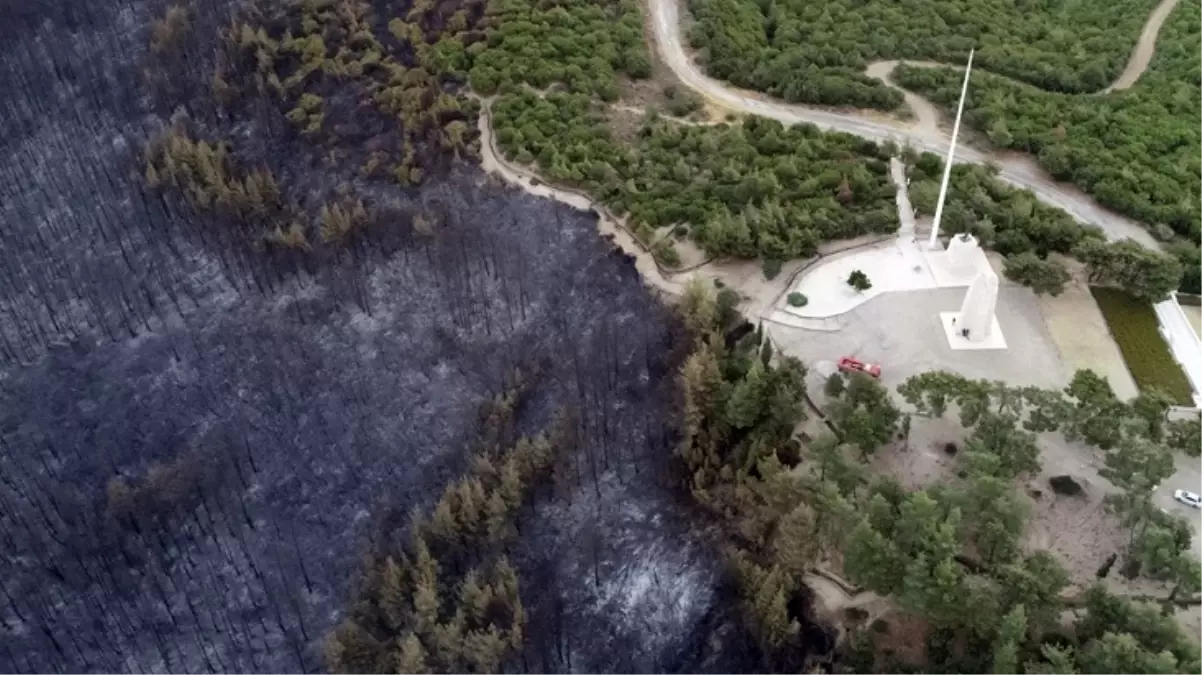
(0, 1, 746, 672)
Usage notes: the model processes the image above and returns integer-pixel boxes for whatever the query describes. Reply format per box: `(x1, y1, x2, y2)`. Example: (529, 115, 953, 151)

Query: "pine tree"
(455, 478, 487, 541)
(497, 459, 523, 509)
(395, 633, 428, 674)
(484, 491, 511, 543)
(380, 556, 411, 631)
(411, 540, 441, 637)
(772, 504, 818, 579)
(678, 277, 719, 337)
(725, 359, 767, 430)
(429, 614, 465, 672)
(749, 564, 798, 655)
(990, 604, 1027, 674)
(458, 569, 491, 625)
(463, 627, 508, 673)
(429, 495, 459, 550)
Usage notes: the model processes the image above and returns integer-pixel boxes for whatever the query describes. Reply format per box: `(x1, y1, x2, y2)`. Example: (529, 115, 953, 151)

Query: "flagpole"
(927, 48, 975, 250)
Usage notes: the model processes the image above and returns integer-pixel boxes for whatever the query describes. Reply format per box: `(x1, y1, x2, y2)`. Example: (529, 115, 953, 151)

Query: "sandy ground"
(1023, 434, 1129, 590)
(1038, 262, 1139, 399)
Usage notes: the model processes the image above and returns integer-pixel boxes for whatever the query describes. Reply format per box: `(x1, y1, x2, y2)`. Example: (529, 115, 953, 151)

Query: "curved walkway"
(649, 0, 1179, 250)
(475, 100, 691, 296)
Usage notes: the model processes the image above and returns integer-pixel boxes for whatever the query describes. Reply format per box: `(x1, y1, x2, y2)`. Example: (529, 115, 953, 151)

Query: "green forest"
(905, 156, 1184, 301)
(674, 282, 1201, 673)
(894, 0, 1201, 243)
(491, 91, 899, 262)
(470, 0, 903, 264)
(469, 0, 649, 99)
(469, 0, 1190, 298)
(686, 0, 1162, 106)
(685, 0, 1201, 272)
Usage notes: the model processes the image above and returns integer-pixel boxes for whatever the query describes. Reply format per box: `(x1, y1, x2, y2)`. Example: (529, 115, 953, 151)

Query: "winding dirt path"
(1104, 0, 1183, 92)
(475, 101, 691, 296)
(651, 0, 1182, 250)
(475, 0, 1179, 287)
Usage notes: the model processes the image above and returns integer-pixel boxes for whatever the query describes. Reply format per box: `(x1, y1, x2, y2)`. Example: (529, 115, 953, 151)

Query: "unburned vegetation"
(491, 91, 898, 263)
(894, 0, 1201, 243)
(686, 0, 1162, 106)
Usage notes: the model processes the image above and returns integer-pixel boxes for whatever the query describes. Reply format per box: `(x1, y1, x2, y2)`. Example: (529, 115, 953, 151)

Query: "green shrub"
(1090, 287, 1194, 405)
(786, 292, 807, 307)
(761, 258, 783, 280)
(653, 239, 682, 267)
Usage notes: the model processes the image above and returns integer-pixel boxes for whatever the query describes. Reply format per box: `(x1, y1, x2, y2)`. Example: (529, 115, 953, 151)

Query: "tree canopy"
(894, 0, 1201, 245)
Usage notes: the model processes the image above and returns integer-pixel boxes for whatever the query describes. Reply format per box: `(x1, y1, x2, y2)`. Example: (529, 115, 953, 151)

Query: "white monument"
(927, 49, 975, 250)
(940, 267, 1006, 350)
(945, 232, 980, 273)
(925, 48, 1005, 350)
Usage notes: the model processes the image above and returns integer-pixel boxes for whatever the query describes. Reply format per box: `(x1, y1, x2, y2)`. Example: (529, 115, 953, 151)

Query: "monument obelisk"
(927, 49, 975, 250)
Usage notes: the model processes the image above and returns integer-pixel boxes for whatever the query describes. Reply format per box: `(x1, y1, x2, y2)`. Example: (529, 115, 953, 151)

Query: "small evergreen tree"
(847, 269, 872, 292)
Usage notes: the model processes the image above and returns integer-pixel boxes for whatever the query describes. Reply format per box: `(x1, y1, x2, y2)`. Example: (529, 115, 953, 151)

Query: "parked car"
(1173, 489, 1201, 509)
(838, 356, 881, 378)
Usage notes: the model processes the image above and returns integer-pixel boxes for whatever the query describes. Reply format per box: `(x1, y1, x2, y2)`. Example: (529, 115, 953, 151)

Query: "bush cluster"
(492, 90, 898, 260)
(468, 0, 649, 100)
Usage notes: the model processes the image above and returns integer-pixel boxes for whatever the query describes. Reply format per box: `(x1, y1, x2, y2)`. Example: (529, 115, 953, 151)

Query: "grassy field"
(1090, 286, 1194, 405)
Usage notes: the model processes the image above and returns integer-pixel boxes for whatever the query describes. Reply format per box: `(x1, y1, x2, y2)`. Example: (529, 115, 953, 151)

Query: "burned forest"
(0, 0, 758, 672)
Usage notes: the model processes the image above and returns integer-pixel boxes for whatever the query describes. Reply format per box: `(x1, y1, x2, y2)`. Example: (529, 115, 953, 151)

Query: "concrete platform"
(939, 312, 1008, 350)
(783, 237, 997, 321)
(767, 287, 1067, 392)
(784, 241, 935, 318)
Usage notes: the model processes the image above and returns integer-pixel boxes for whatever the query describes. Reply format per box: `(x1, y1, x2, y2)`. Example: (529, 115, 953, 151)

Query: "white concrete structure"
(940, 268, 1007, 350)
(1154, 294, 1202, 406)
(784, 243, 936, 318)
(780, 150, 995, 322)
(925, 233, 994, 287)
(946, 233, 979, 271)
(928, 49, 975, 250)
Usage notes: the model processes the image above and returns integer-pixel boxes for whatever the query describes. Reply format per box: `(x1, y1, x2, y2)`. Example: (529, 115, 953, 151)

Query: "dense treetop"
(895, 0, 1202, 242)
(469, 0, 650, 99)
(687, 0, 1162, 107)
(673, 284, 1201, 673)
(491, 91, 898, 261)
(685, 0, 1201, 266)
(467, 0, 905, 265)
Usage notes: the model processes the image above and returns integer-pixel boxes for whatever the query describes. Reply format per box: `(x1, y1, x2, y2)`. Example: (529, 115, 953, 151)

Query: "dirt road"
(1103, 0, 1183, 92)
(649, 0, 1181, 250)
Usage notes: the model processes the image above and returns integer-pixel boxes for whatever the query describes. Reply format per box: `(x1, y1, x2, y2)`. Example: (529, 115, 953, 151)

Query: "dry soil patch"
(1038, 265, 1139, 399)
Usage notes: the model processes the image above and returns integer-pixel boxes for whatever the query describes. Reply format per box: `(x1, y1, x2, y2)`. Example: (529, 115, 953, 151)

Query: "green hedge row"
(1090, 286, 1194, 405)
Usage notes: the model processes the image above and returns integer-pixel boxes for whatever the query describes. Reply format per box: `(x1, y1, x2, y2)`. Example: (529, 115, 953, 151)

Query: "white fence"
(1154, 292, 1202, 408)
